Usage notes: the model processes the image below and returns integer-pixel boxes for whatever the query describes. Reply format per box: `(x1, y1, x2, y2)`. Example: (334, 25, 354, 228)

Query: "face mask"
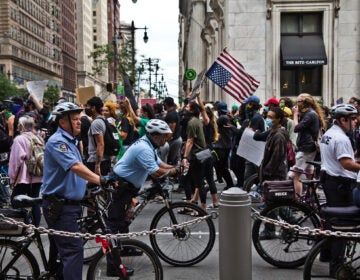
(245, 107, 254, 119)
(279, 103, 285, 110)
(263, 106, 269, 113)
(265, 118, 273, 128)
(85, 108, 92, 117)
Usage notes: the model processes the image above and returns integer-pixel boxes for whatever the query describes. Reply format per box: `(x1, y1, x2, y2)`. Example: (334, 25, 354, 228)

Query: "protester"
(291, 93, 326, 195)
(9, 115, 43, 226)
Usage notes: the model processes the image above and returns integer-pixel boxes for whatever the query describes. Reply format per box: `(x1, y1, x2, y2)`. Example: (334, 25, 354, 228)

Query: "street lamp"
(118, 20, 149, 82)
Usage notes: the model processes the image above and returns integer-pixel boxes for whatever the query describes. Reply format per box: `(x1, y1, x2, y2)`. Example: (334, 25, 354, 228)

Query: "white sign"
(27, 80, 48, 103)
(236, 128, 266, 166)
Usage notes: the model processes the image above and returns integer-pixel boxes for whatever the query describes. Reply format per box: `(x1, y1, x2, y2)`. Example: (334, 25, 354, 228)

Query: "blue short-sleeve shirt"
(41, 127, 86, 200)
(113, 136, 161, 188)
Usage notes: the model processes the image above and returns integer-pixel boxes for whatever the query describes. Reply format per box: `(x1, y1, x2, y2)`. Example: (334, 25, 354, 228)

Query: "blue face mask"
(265, 118, 273, 128)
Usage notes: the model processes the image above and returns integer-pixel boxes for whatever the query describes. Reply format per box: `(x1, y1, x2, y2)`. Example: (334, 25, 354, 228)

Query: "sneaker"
(107, 267, 134, 277)
(259, 230, 276, 240)
(206, 204, 219, 209)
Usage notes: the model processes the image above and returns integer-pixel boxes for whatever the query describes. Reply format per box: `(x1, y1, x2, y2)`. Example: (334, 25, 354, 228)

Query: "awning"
(281, 35, 327, 66)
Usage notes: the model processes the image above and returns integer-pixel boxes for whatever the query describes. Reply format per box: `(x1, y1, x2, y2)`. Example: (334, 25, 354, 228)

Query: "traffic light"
(106, 82, 117, 92)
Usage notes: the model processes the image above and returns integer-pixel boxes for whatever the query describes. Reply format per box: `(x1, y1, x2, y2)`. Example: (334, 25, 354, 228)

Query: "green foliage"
(88, 40, 136, 84)
(0, 72, 20, 100)
(44, 85, 60, 106)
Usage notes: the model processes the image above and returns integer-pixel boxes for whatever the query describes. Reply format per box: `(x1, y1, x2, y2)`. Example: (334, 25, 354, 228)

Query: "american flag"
(206, 49, 260, 103)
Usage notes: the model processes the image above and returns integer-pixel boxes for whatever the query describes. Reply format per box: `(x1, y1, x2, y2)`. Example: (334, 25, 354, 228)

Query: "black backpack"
(0, 123, 13, 153)
(97, 118, 120, 157)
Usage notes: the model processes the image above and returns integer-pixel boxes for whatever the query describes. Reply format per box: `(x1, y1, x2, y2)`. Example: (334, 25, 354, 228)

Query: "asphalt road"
(15, 180, 305, 280)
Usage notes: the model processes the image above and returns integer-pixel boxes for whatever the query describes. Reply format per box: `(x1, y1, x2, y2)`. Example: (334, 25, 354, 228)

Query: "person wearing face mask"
(109, 119, 179, 239)
(241, 95, 265, 183)
(257, 107, 288, 182)
(291, 93, 326, 196)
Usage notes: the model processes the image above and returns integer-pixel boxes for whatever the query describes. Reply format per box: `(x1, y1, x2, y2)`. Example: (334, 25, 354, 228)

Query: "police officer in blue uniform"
(41, 102, 107, 280)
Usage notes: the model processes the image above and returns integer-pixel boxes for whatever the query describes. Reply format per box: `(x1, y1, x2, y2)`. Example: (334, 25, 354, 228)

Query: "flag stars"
(207, 62, 232, 88)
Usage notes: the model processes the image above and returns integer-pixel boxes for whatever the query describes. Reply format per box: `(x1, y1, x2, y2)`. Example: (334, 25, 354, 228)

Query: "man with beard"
(84, 96, 111, 176)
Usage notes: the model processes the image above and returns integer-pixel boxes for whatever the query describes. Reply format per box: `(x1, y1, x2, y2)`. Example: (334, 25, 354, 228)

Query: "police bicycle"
(0, 192, 163, 279)
(80, 176, 216, 267)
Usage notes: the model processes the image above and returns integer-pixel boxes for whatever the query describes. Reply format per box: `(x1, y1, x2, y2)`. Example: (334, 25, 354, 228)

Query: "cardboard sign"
(76, 86, 95, 105)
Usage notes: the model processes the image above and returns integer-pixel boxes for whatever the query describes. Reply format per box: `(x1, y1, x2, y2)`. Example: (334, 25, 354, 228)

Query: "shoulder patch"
(59, 143, 69, 152)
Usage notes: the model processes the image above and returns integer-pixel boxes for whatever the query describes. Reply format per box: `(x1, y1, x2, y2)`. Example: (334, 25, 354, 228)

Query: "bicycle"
(0, 192, 164, 279)
(251, 161, 326, 268)
(80, 178, 216, 267)
(0, 164, 10, 206)
(303, 205, 360, 280)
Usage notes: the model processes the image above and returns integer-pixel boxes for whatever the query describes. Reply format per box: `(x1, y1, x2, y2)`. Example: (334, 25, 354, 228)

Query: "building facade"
(180, 0, 360, 106)
(0, 0, 62, 90)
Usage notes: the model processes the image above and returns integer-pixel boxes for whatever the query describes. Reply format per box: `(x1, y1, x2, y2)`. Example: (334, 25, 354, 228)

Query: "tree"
(0, 72, 20, 100)
(44, 85, 60, 106)
(88, 40, 136, 84)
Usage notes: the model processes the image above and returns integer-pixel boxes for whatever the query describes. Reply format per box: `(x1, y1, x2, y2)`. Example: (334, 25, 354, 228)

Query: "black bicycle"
(303, 205, 360, 280)
(251, 161, 325, 268)
(0, 192, 164, 280)
(80, 178, 216, 267)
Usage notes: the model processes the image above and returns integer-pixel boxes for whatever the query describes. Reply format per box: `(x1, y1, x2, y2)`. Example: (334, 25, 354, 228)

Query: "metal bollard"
(219, 187, 252, 280)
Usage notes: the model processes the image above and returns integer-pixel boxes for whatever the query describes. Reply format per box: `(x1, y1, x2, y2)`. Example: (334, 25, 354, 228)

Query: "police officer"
(41, 102, 108, 280)
(319, 103, 360, 276)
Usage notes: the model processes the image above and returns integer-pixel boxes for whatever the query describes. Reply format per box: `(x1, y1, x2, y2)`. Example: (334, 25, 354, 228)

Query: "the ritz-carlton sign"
(284, 59, 326, 66)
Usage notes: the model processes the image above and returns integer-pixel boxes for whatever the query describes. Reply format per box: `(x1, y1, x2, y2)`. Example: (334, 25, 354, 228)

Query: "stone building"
(0, 0, 63, 92)
(179, 0, 359, 106)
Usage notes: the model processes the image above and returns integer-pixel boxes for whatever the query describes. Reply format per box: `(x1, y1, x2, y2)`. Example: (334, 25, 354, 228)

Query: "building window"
(280, 12, 326, 97)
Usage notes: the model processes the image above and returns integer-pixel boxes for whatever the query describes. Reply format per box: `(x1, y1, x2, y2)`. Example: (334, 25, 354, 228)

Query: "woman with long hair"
(291, 93, 326, 195)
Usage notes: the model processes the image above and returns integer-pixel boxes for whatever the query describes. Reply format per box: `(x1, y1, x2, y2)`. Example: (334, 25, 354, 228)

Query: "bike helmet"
(330, 104, 358, 118)
(52, 102, 83, 116)
(145, 119, 172, 134)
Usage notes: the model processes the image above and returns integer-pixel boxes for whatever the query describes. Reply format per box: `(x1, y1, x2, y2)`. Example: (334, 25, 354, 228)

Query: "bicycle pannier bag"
(0, 208, 26, 236)
(262, 180, 295, 201)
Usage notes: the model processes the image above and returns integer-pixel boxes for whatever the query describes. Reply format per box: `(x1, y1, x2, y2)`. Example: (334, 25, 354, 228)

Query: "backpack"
(287, 140, 296, 167)
(0, 123, 13, 153)
(23, 134, 45, 177)
(97, 118, 120, 157)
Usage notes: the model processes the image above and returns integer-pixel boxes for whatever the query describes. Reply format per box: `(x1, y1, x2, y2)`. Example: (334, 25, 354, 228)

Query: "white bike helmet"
(146, 119, 172, 134)
(52, 102, 83, 116)
(330, 104, 358, 118)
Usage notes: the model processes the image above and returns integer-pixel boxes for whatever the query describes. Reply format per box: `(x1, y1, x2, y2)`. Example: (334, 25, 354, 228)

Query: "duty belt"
(43, 194, 81, 205)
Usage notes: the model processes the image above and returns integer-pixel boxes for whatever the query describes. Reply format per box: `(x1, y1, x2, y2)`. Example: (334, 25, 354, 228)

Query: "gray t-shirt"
(87, 116, 110, 162)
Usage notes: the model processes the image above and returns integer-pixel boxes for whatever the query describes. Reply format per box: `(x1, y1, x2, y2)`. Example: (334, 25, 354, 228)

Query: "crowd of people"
(0, 91, 360, 278)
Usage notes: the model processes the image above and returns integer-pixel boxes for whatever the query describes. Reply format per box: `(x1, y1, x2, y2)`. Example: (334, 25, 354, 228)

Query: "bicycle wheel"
(0, 239, 40, 278)
(86, 239, 163, 280)
(304, 238, 360, 280)
(149, 201, 216, 266)
(252, 199, 321, 268)
(243, 173, 259, 193)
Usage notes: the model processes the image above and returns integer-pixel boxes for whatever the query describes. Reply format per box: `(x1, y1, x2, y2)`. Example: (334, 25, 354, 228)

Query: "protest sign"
(236, 128, 265, 166)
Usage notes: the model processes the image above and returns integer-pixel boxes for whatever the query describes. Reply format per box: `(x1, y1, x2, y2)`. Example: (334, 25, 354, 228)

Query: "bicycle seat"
(301, 179, 320, 185)
(321, 206, 360, 230)
(12, 195, 42, 209)
(306, 161, 321, 167)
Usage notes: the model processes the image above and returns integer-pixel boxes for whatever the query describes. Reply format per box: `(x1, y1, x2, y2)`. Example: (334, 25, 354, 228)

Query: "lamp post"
(118, 20, 148, 82)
